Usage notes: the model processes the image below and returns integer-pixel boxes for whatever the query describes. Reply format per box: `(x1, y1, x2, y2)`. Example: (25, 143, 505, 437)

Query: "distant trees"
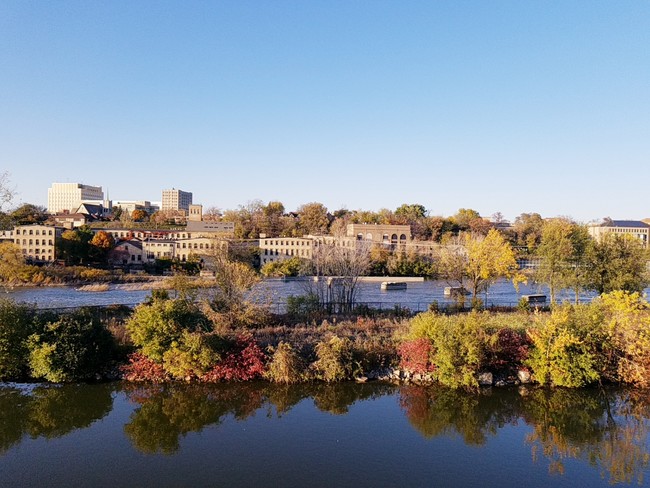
(512, 213, 544, 252)
(131, 209, 149, 222)
(0, 242, 29, 284)
(58, 227, 115, 266)
(586, 234, 649, 295)
(297, 202, 330, 235)
(535, 219, 584, 304)
(10, 204, 48, 225)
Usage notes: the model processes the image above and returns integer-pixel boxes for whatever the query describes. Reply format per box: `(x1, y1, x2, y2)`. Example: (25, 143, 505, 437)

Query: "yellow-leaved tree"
(464, 229, 524, 308)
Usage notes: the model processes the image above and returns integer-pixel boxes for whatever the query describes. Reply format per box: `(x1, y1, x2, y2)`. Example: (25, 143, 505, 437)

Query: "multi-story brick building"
(13, 224, 63, 262)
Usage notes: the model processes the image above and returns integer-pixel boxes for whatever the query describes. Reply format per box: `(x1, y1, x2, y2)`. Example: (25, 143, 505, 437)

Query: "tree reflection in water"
(1, 381, 649, 485)
(0, 384, 113, 454)
(399, 386, 650, 485)
(122, 382, 397, 454)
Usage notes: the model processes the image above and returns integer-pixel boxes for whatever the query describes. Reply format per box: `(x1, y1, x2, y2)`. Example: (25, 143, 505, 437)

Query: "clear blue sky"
(1, 1, 648, 222)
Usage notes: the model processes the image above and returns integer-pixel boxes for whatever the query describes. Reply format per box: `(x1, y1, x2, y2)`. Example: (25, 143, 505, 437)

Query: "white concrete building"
(47, 183, 104, 214)
(588, 220, 650, 249)
(162, 189, 192, 212)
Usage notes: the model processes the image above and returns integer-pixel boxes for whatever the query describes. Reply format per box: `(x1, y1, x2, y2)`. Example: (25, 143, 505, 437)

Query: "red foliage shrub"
(487, 328, 531, 372)
(120, 353, 169, 382)
(201, 336, 266, 382)
(398, 338, 435, 374)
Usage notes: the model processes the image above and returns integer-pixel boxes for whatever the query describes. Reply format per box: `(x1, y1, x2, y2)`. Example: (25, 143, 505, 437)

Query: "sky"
(1, 1, 648, 223)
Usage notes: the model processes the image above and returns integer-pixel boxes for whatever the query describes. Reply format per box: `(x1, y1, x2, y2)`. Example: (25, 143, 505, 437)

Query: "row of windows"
(22, 249, 53, 255)
(263, 249, 309, 257)
(15, 229, 54, 236)
(16, 239, 54, 246)
(176, 242, 217, 249)
(263, 240, 311, 247)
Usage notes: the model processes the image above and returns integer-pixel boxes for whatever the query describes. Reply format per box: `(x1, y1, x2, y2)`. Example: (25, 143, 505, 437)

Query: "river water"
(4, 278, 631, 312)
(0, 382, 648, 487)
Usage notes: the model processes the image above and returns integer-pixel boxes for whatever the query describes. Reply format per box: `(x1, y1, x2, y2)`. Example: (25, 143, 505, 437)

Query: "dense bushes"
(28, 309, 117, 382)
(0, 299, 35, 380)
(0, 301, 117, 382)
(3, 291, 650, 388)
(399, 291, 650, 389)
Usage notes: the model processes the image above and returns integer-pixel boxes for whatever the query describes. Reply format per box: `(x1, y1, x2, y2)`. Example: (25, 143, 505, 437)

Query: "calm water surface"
(1, 382, 649, 487)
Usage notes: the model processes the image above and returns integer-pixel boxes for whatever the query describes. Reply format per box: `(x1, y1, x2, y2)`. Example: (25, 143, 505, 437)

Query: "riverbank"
(2, 290, 649, 389)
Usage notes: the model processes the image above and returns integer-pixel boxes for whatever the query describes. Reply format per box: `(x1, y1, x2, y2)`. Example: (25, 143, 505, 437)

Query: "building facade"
(13, 224, 63, 262)
(259, 237, 315, 265)
(588, 220, 650, 249)
(47, 183, 104, 214)
(346, 223, 411, 246)
(162, 189, 193, 212)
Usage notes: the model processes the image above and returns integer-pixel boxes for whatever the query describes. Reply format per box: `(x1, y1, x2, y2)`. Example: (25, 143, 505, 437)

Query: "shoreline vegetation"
(1, 289, 650, 390)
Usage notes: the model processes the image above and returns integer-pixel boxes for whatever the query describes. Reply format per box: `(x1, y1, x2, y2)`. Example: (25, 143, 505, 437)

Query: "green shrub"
(286, 294, 321, 318)
(0, 299, 35, 380)
(526, 304, 602, 387)
(28, 309, 116, 382)
(408, 312, 486, 389)
(126, 298, 209, 363)
(597, 291, 650, 386)
(162, 331, 220, 380)
(266, 342, 306, 383)
(312, 336, 358, 382)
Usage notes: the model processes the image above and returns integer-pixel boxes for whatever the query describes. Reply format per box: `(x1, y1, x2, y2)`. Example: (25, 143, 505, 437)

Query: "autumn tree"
(222, 200, 265, 239)
(394, 203, 427, 223)
(512, 213, 544, 253)
(10, 204, 48, 225)
(586, 234, 649, 295)
(464, 229, 522, 307)
(89, 231, 115, 263)
(201, 245, 263, 329)
(0, 242, 30, 284)
(58, 227, 94, 265)
(535, 219, 579, 304)
(437, 240, 468, 301)
(131, 209, 149, 222)
(203, 206, 222, 221)
(297, 202, 330, 235)
(452, 208, 481, 231)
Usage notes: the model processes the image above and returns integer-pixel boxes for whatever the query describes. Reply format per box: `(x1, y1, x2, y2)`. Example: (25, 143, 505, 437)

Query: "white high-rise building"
(47, 182, 104, 214)
(162, 188, 192, 212)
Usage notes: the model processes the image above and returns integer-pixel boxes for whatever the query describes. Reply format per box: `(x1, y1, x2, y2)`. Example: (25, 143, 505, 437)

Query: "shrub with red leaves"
(120, 353, 169, 382)
(201, 336, 266, 382)
(398, 338, 435, 374)
(487, 328, 531, 373)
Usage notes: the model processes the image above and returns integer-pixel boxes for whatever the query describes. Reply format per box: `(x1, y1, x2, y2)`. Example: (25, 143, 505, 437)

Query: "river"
(0, 382, 648, 487)
(3, 278, 629, 312)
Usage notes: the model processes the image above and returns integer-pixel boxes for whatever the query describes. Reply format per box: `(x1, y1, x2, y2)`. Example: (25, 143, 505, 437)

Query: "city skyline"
(2, 2, 649, 222)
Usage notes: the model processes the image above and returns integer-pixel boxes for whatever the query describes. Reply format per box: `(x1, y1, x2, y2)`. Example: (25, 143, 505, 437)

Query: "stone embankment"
(358, 368, 533, 387)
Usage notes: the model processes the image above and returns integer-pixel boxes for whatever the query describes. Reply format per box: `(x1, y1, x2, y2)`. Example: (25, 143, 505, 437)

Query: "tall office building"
(47, 183, 104, 214)
(162, 188, 193, 212)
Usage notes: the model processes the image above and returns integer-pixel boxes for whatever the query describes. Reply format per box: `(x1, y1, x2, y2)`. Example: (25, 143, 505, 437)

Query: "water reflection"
(399, 386, 650, 484)
(122, 382, 396, 453)
(0, 384, 113, 453)
(1, 382, 649, 485)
